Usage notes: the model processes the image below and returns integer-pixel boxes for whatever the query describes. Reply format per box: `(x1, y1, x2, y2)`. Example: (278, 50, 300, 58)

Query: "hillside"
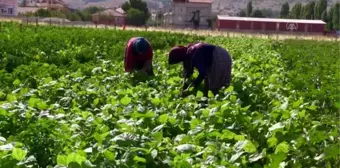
(64, 0, 338, 15)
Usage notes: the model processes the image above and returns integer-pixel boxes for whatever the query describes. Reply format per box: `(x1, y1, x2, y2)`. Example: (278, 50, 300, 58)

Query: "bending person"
(168, 42, 232, 96)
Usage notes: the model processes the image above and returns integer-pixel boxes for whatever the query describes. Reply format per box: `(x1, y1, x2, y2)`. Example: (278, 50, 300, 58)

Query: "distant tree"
(84, 6, 105, 14)
(261, 8, 274, 17)
(67, 12, 81, 21)
(321, 10, 327, 22)
(291, 2, 302, 19)
(35, 9, 51, 17)
(238, 10, 246, 17)
(304, 1, 316, 19)
(314, 3, 320, 19)
(280, 2, 290, 18)
(333, 3, 340, 30)
(247, 1, 253, 17)
(126, 8, 146, 26)
(327, 6, 334, 30)
(122, 0, 150, 19)
(318, 0, 328, 16)
(50, 10, 66, 19)
(251, 9, 264, 18)
(300, 6, 305, 19)
(75, 10, 85, 21)
(122, 2, 131, 12)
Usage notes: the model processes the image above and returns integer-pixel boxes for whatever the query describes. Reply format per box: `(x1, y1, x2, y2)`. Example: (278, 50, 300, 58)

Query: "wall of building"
(92, 16, 125, 26)
(218, 19, 325, 34)
(24, 0, 38, 7)
(171, 2, 212, 27)
(0, 0, 18, 15)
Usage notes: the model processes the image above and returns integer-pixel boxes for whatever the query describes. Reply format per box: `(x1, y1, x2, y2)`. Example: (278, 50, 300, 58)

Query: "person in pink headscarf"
(168, 42, 232, 97)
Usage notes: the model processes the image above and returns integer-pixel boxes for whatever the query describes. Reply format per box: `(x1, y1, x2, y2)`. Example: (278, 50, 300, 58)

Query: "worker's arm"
(182, 58, 194, 90)
(191, 50, 207, 88)
(142, 44, 153, 72)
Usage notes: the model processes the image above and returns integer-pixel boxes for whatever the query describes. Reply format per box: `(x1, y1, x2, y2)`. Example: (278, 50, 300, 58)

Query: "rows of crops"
(0, 22, 339, 168)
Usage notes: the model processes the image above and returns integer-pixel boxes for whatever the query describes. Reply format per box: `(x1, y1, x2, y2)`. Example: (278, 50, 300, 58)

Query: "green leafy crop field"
(0, 23, 339, 168)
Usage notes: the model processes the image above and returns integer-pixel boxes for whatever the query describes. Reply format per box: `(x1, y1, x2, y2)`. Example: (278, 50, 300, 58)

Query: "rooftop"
(172, 0, 212, 4)
(115, 7, 125, 14)
(92, 8, 125, 17)
(17, 7, 41, 13)
(217, 16, 326, 24)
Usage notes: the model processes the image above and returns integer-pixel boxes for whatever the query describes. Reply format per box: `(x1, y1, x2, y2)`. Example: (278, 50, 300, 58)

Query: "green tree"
(126, 8, 146, 26)
(83, 6, 105, 14)
(318, 0, 328, 16)
(67, 12, 81, 21)
(333, 3, 340, 30)
(314, 3, 320, 19)
(79, 6, 105, 21)
(280, 2, 290, 18)
(251, 9, 264, 18)
(121, 0, 149, 19)
(327, 6, 334, 30)
(50, 10, 66, 19)
(300, 6, 305, 18)
(291, 3, 302, 19)
(238, 10, 246, 17)
(261, 8, 274, 17)
(304, 1, 316, 19)
(122, 2, 131, 12)
(322, 10, 327, 22)
(35, 9, 51, 17)
(247, 1, 253, 17)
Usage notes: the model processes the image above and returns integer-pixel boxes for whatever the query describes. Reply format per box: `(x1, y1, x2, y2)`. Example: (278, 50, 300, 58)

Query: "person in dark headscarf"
(168, 42, 232, 97)
(125, 37, 154, 76)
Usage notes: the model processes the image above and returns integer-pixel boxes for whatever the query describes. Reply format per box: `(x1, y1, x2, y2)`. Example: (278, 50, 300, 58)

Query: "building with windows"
(166, 0, 212, 28)
(92, 8, 126, 26)
(0, 0, 18, 16)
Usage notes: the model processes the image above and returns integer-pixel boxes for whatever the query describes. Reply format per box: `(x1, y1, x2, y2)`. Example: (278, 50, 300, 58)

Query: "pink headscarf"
(168, 46, 189, 64)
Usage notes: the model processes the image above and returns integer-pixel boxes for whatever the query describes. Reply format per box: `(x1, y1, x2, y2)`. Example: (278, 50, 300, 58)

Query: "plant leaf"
(12, 148, 27, 161)
(275, 141, 289, 154)
(120, 96, 131, 105)
(57, 155, 68, 166)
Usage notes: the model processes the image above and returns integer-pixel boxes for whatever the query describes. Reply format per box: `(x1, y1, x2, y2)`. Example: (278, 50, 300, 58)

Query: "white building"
(166, 0, 212, 27)
(22, 0, 38, 7)
(0, 0, 18, 15)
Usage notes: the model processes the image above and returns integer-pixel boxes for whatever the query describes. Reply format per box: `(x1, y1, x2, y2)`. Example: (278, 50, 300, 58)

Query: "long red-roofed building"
(216, 16, 327, 34)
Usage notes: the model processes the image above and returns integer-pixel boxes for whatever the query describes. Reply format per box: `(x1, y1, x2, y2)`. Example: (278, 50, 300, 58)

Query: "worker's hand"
(180, 90, 189, 97)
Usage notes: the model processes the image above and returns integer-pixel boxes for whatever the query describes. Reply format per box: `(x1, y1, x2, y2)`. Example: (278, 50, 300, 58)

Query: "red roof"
(172, 0, 212, 3)
(188, 0, 212, 3)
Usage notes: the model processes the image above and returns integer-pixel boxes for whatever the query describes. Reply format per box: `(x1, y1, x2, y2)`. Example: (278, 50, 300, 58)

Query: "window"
(8, 8, 13, 14)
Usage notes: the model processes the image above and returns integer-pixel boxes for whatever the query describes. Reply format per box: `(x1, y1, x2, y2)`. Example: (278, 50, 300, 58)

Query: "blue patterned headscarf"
(133, 37, 149, 54)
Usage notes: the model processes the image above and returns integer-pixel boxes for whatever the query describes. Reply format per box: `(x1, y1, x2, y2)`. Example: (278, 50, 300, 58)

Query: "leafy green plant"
(0, 22, 339, 167)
